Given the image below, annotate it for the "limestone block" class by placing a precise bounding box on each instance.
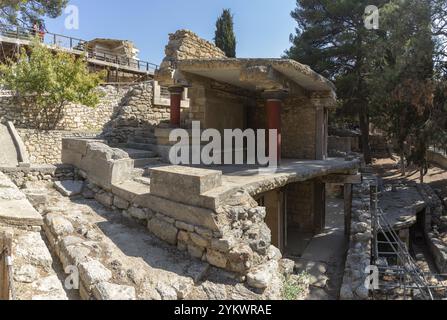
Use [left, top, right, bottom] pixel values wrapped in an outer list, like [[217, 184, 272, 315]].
[[150, 166, 222, 205], [135, 194, 219, 231], [93, 282, 136, 300], [79, 260, 113, 285], [147, 217, 178, 245], [175, 221, 195, 232], [113, 196, 130, 210], [246, 260, 278, 289], [54, 180, 84, 197], [128, 207, 147, 220], [206, 250, 228, 269], [95, 192, 114, 208], [189, 233, 209, 248], [46, 214, 74, 236], [188, 243, 205, 259]]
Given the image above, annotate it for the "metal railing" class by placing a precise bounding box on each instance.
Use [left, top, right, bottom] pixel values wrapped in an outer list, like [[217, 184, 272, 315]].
[[0, 24, 158, 74]]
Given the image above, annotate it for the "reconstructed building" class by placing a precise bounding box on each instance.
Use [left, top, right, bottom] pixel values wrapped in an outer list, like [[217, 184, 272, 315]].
[[60, 29, 362, 290]]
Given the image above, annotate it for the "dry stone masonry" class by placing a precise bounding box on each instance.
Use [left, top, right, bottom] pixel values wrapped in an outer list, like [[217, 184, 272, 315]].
[[340, 178, 373, 300]]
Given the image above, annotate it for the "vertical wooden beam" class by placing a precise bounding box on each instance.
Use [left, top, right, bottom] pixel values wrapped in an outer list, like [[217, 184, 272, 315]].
[[313, 181, 326, 234], [344, 184, 353, 237], [0, 231, 13, 300]]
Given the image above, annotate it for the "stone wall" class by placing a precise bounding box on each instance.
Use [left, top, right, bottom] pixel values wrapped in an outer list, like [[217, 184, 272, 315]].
[[340, 178, 373, 300], [287, 182, 315, 232], [101, 82, 171, 145], [1, 82, 173, 164], [18, 129, 99, 164], [250, 96, 317, 160], [161, 30, 226, 68], [0, 86, 128, 131], [1, 165, 75, 188]]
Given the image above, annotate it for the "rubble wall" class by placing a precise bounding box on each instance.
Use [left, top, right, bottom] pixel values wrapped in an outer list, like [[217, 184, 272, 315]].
[[340, 179, 373, 300]]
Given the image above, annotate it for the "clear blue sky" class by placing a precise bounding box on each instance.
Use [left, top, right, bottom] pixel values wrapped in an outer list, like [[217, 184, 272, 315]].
[[44, 0, 297, 66]]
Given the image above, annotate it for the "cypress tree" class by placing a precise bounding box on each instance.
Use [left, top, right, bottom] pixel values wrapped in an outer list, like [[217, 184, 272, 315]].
[[214, 9, 237, 58]]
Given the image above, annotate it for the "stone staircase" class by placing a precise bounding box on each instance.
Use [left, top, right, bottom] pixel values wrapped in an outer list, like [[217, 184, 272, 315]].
[[116, 127, 164, 185]]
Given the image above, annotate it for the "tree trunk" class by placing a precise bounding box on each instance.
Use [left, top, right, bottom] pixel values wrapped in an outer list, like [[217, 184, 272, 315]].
[[401, 150, 406, 177], [359, 106, 372, 164]]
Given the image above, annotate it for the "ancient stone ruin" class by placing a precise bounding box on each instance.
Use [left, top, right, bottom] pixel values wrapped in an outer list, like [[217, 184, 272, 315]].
[[0, 28, 446, 301]]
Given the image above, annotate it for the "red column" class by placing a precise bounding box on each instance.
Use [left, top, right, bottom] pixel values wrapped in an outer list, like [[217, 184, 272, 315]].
[[169, 86, 183, 127], [266, 98, 282, 164]]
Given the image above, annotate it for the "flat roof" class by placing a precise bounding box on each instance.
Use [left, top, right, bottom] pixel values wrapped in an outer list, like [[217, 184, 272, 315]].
[[176, 58, 336, 93]]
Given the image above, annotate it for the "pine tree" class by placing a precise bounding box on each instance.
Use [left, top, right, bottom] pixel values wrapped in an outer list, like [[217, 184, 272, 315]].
[[1, 0, 68, 27], [214, 9, 237, 58], [285, 0, 388, 164]]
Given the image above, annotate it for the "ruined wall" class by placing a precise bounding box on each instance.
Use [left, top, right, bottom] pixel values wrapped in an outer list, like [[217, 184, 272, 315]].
[[102, 82, 171, 145], [250, 96, 317, 160], [161, 30, 226, 67], [340, 179, 372, 300], [1, 82, 171, 163]]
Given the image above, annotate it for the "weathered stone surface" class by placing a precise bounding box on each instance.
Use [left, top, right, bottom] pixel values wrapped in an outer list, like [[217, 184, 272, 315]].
[[150, 166, 222, 207], [279, 259, 295, 275], [113, 196, 130, 210], [93, 282, 137, 300], [228, 244, 253, 273], [15, 232, 53, 270], [128, 207, 147, 220], [206, 250, 228, 269], [188, 243, 205, 259], [135, 194, 219, 231], [95, 192, 114, 208], [79, 260, 113, 285], [147, 218, 178, 245], [156, 282, 178, 300], [46, 214, 74, 236], [54, 180, 84, 197], [246, 261, 278, 289], [190, 233, 209, 248], [175, 221, 195, 232], [14, 265, 39, 283]]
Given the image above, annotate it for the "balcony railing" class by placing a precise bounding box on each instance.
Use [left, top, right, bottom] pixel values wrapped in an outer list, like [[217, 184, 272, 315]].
[[0, 24, 158, 74]]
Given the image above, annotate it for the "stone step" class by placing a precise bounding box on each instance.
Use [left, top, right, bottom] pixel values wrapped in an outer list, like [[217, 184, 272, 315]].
[[121, 148, 157, 160], [133, 176, 151, 186], [123, 143, 158, 152], [133, 157, 162, 168], [130, 137, 157, 145], [131, 168, 145, 178]]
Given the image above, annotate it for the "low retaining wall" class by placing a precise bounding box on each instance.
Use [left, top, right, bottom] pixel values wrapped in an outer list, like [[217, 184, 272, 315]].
[[17, 129, 99, 165], [0, 164, 75, 188], [340, 178, 373, 300]]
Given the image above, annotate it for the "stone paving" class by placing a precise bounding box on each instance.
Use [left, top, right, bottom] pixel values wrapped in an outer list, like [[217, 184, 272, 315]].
[[26, 182, 286, 300]]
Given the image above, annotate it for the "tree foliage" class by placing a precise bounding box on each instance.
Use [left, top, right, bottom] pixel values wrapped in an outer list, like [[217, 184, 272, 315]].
[[286, 0, 447, 177], [0, 0, 68, 26], [0, 40, 105, 130], [214, 9, 237, 58], [285, 0, 388, 164]]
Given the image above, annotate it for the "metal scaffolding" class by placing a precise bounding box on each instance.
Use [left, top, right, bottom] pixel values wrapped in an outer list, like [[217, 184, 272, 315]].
[[368, 176, 447, 300]]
